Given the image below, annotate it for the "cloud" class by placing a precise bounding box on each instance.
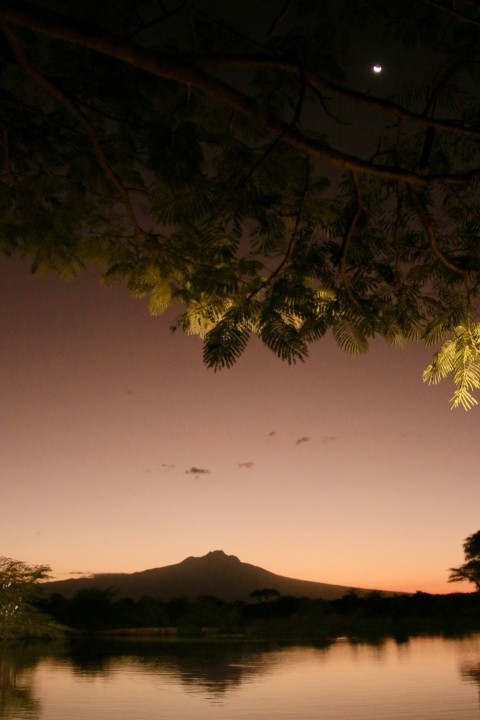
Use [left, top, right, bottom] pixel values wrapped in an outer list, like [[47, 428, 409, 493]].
[[161, 463, 175, 469], [322, 435, 337, 443], [296, 436, 310, 445], [237, 462, 254, 469], [185, 466, 211, 475]]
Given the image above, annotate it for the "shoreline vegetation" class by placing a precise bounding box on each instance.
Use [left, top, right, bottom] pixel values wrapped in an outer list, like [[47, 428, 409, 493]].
[[5, 588, 479, 643]]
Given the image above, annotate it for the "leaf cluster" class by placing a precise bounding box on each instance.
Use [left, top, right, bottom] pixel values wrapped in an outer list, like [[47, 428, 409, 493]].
[[2, 0, 480, 406]]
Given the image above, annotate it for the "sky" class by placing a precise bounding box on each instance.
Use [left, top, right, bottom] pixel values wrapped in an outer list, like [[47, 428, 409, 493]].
[[1, 0, 478, 597], [1, 254, 479, 595]]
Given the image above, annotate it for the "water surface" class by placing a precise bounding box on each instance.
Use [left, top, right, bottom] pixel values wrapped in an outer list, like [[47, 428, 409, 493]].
[[3, 634, 480, 719]]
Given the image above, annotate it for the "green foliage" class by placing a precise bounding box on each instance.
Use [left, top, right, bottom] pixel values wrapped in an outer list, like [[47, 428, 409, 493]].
[[423, 323, 480, 410], [2, 0, 480, 406], [203, 313, 251, 369], [332, 319, 369, 356]]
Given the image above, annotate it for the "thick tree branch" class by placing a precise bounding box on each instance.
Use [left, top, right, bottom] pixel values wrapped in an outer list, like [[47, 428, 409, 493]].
[[1, 0, 480, 188], [193, 53, 480, 141]]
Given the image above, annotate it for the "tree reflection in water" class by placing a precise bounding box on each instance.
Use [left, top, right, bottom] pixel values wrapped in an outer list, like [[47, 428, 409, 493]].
[[0, 644, 42, 719], [460, 660, 480, 709], [59, 639, 332, 695], [3, 636, 480, 718], [66, 640, 278, 692]]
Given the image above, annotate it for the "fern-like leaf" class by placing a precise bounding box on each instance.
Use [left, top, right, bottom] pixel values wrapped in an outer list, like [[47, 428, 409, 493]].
[[148, 279, 173, 316], [203, 316, 250, 369], [423, 324, 480, 410], [451, 387, 478, 411], [260, 313, 307, 364], [422, 339, 456, 384], [332, 320, 369, 355]]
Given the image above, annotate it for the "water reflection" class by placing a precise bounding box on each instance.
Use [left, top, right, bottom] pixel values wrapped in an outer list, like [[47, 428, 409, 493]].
[[0, 644, 42, 719], [2, 635, 480, 719], [55, 639, 312, 694], [458, 635, 480, 705]]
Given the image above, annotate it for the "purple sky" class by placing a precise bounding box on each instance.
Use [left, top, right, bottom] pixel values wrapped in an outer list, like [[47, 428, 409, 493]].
[[1, 255, 478, 594]]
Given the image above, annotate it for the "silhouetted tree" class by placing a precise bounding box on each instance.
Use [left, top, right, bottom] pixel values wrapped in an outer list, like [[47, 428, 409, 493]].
[[449, 531, 480, 591], [0, 557, 51, 638], [3, 1, 480, 406], [249, 588, 280, 603], [67, 588, 116, 631]]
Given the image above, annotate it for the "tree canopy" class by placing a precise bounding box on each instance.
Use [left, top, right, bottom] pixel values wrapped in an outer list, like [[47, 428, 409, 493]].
[[0, 556, 51, 638], [448, 531, 480, 591], [2, 0, 480, 407]]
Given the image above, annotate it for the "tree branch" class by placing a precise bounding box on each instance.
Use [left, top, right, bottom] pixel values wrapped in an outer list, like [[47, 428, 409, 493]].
[[409, 186, 470, 276], [270, 156, 311, 279], [0, 21, 145, 238], [186, 0, 197, 52], [1, 1, 480, 186], [268, 0, 293, 37], [246, 158, 311, 303], [0, 121, 20, 193], [193, 53, 480, 141], [419, 0, 480, 28], [130, 1, 185, 40], [340, 172, 363, 309], [234, 56, 307, 190]]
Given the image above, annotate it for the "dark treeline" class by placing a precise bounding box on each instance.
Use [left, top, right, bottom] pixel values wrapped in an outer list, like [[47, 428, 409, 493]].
[[36, 589, 480, 640]]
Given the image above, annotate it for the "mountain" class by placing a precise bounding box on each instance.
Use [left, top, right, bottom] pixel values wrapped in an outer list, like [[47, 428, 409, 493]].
[[41, 551, 391, 601]]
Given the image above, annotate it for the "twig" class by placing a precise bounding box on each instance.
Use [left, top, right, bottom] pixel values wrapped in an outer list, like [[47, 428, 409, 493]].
[[268, 0, 292, 37], [246, 157, 311, 301], [186, 0, 197, 52], [0, 121, 20, 193], [234, 57, 307, 190], [420, 0, 480, 28], [190, 6, 267, 53], [130, 1, 185, 40], [409, 186, 469, 276], [339, 172, 363, 309], [270, 156, 311, 278], [310, 88, 351, 126]]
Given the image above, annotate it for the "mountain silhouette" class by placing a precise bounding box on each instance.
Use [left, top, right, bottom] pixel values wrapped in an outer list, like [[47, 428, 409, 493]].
[[42, 550, 390, 601]]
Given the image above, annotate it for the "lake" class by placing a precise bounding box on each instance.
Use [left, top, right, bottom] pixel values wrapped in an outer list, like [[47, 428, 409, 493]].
[[3, 634, 480, 719]]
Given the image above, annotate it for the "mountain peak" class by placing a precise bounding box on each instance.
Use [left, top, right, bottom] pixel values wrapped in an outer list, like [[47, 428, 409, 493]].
[[182, 550, 240, 565], [205, 550, 240, 562]]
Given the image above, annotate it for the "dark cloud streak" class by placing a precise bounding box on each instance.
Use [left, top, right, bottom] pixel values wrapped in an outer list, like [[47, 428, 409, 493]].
[[185, 466, 211, 475]]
